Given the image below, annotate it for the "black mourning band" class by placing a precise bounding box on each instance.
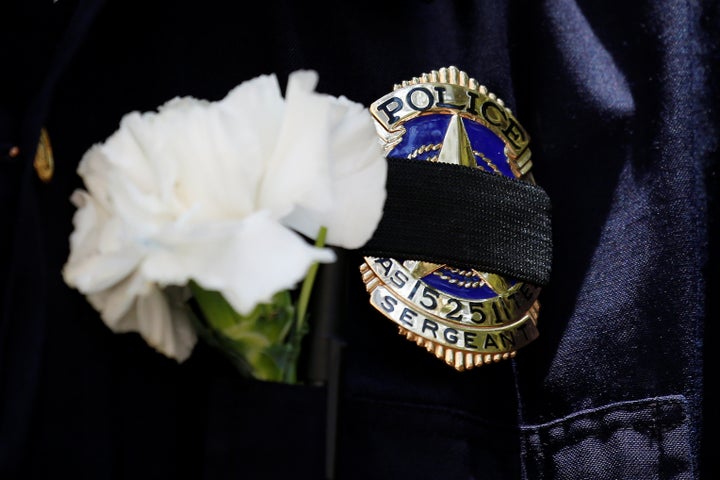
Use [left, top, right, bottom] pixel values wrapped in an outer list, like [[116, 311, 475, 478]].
[[362, 158, 553, 286]]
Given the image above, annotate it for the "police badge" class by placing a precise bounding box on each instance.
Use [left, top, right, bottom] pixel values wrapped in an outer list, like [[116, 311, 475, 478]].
[[360, 66, 552, 371]]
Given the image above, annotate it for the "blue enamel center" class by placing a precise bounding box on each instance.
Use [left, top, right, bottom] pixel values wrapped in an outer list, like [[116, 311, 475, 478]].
[[388, 113, 518, 300]]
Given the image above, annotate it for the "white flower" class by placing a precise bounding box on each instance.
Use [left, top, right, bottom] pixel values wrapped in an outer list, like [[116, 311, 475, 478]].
[[63, 70, 387, 362]]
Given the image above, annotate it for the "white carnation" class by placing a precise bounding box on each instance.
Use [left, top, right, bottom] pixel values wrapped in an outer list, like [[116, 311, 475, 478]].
[[63, 70, 387, 362]]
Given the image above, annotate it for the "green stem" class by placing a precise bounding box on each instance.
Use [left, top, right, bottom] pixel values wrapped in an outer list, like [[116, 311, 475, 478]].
[[283, 226, 328, 383], [297, 226, 328, 333]]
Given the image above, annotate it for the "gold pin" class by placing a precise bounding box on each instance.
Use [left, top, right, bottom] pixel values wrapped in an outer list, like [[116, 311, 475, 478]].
[[33, 127, 54, 183]]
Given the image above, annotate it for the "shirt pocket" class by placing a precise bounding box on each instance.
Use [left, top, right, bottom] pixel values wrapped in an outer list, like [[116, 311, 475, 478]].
[[520, 395, 695, 480]]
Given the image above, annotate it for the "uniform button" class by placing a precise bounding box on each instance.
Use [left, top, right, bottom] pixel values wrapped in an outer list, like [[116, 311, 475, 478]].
[[33, 127, 54, 183]]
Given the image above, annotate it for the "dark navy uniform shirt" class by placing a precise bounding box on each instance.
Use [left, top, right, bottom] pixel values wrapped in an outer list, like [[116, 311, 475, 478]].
[[1, 1, 717, 479]]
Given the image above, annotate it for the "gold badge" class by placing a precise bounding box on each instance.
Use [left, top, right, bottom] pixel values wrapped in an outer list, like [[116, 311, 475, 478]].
[[360, 66, 543, 371]]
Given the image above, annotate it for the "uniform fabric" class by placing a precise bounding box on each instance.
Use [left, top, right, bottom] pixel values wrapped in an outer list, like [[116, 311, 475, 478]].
[[1, 1, 717, 479]]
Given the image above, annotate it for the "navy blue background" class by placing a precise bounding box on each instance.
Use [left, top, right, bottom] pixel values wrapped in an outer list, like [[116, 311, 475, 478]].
[[1, 1, 717, 479]]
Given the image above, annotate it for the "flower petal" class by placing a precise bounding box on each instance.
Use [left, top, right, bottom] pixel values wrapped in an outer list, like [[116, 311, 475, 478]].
[[257, 70, 331, 218], [139, 211, 335, 315], [84, 275, 196, 362], [134, 286, 196, 361], [280, 87, 388, 249]]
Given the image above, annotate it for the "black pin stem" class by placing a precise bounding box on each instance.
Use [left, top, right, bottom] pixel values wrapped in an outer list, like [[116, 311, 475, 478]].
[[305, 247, 348, 480]]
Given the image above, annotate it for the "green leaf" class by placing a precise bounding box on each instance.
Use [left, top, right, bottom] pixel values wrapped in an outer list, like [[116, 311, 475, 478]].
[[189, 281, 298, 381], [186, 225, 328, 384]]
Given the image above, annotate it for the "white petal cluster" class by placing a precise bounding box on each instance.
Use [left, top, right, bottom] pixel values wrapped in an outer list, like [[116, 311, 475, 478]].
[[62, 71, 387, 362]]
